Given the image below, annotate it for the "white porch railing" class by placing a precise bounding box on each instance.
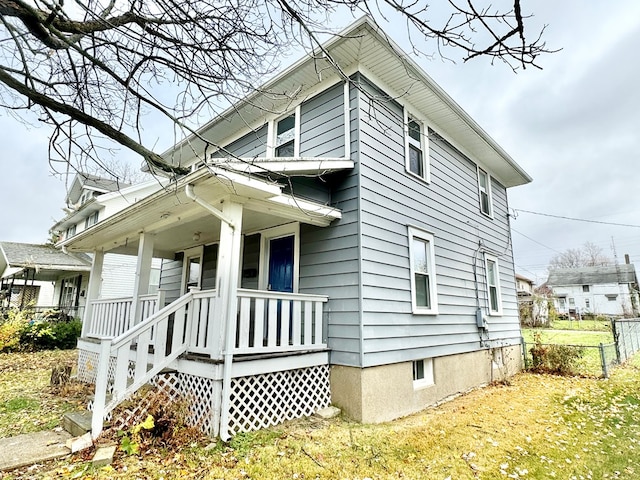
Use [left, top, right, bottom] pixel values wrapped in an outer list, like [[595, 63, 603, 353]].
[[91, 291, 193, 438], [89, 288, 328, 438], [234, 289, 327, 354], [86, 291, 165, 338]]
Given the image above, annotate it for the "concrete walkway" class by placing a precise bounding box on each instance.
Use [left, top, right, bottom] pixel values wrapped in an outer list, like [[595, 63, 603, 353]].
[[0, 430, 72, 472]]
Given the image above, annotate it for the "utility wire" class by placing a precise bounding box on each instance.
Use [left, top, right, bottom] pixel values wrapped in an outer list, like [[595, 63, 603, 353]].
[[511, 227, 563, 255], [513, 208, 640, 228]]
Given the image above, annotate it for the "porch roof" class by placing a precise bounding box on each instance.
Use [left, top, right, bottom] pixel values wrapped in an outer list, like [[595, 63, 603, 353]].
[[0, 241, 91, 281], [60, 166, 341, 258]]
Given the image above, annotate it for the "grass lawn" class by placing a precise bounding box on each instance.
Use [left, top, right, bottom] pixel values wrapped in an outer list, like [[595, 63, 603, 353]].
[[552, 319, 612, 331], [521, 328, 614, 345], [2, 350, 640, 478]]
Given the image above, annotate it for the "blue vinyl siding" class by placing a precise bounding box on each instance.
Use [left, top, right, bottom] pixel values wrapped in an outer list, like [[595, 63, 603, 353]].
[[299, 80, 361, 366], [212, 124, 268, 159], [299, 83, 345, 157], [354, 75, 519, 367]]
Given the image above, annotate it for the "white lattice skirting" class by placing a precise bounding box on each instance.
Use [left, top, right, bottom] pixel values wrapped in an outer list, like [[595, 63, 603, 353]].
[[226, 364, 331, 435], [78, 347, 331, 438]]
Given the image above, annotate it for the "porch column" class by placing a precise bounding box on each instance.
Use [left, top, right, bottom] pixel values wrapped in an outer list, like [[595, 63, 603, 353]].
[[216, 200, 243, 441], [130, 232, 155, 325], [81, 249, 104, 337]]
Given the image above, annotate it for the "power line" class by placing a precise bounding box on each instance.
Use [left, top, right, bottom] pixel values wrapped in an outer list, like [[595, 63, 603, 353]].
[[513, 208, 640, 228], [511, 227, 563, 255]]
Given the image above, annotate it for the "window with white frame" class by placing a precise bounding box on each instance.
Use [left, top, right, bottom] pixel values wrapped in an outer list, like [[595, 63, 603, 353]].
[[66, 224, 76, 239], [412, 358, 434, 388], [274, 112, 297, 157], [485, 255, 502, 315], [84, 211, 99, 229], [408, 227, 438, 314], [405, 112, 428, 181], [477, 167, 493, 217]]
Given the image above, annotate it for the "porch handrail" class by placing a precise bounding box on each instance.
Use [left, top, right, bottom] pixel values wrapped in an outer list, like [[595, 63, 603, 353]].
[[91, 290, 194, 438], [234, 289, 328, 355], [86, 291, 164, 338]]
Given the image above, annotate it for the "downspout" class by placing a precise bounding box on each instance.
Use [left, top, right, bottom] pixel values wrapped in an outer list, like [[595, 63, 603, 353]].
[[185, 184, 237, 441]]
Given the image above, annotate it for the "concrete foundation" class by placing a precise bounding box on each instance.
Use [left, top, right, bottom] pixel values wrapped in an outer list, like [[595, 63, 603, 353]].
[[330, 345, 522, 423]]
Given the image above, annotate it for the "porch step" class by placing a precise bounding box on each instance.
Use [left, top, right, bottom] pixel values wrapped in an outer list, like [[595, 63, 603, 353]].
[[62, 411, 93, 437]]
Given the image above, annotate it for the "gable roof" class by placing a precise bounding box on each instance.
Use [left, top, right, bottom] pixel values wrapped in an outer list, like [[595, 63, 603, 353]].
[[0, 242, 91, 280], [66, 172, 130, 205], [162, 16, 531, 188], [547, 265, 638, 286]]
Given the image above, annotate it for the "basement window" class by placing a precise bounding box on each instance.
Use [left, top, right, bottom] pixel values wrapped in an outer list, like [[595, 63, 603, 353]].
[[413, 358, 434, 389]]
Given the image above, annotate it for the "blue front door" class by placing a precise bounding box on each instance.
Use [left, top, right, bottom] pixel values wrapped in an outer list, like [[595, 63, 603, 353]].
[[268, 235, 294, 293]]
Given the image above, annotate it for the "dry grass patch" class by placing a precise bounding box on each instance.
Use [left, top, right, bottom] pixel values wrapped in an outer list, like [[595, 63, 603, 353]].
[[3, 352, 640, 479]]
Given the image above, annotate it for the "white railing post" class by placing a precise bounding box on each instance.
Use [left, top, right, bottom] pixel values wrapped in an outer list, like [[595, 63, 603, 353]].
[[92, 337, 111, 438], [82, 249, 104, 338]]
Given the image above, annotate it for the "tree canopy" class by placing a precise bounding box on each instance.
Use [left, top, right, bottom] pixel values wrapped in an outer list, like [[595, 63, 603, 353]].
[[549, 241, 613, 269], [0, 0, 553, 178]]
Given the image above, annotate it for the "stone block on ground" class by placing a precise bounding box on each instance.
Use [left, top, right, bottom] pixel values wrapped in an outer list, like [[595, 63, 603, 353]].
[[66, 432, 93, 453], [314, 406, 341, 419], [92, 445, 117, 467]]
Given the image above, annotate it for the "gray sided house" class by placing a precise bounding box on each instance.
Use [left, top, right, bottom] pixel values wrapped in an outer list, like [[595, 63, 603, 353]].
[[61, 17, 531, 440]]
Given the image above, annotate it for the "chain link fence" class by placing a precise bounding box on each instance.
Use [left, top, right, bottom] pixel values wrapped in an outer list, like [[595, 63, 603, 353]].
[[522, 340, 618, 378]]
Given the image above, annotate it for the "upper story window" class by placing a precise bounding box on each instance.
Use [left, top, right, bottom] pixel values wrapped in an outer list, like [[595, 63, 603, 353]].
[[404, 111, 429, 182], [84, 211, 99, 229], [272, 108, 300, 158], [485, 255, 502, 315], [582, 285, 590, 292], [408, 226, 438, 315], [477, 167, 493, 217], [66, 224, 76, 239]]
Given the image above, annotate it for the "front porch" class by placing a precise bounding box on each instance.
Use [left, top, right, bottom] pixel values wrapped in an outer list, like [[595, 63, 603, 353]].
[[78, 287, 329, 439], [63, 167, 342, 440]]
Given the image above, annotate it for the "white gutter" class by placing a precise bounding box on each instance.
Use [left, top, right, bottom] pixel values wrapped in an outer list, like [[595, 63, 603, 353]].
[[185, 184, 236, 229]]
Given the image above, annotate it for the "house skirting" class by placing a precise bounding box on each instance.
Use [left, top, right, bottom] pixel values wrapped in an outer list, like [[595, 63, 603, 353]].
[[330, 346, 522, 423], [76, 341, 331, 437]]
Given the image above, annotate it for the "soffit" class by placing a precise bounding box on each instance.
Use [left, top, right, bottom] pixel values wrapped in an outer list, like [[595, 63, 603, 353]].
[[61, 167, 340, 257]]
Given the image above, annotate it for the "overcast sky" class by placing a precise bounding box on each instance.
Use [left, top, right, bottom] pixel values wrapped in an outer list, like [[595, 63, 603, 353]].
[[1, 1, 639, 285]]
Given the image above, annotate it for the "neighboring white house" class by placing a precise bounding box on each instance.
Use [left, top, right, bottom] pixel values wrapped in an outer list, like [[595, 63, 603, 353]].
[[516, 274, 534, 297], [52, 173, 164, 299], [0, 241, 92, 317], [546, 264, 640, 317]]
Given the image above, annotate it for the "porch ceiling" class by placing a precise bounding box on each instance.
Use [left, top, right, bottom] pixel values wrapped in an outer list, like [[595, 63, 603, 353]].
[[61, 167, 341, 258]]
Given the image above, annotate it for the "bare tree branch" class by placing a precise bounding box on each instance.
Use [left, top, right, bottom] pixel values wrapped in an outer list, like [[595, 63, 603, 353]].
[[0, 0, 555, 176]]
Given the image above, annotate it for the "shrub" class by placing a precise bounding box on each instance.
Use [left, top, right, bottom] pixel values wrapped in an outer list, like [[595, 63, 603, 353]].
[[0, 309, 81, 352], [529, 332, 584, 376], [21, 319, 82, 351]]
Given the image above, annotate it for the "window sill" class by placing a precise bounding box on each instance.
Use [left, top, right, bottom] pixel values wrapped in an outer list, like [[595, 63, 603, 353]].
[[412, 308, 439, 315], [405, 168, 431, 185], [413, 379, 435, 391]]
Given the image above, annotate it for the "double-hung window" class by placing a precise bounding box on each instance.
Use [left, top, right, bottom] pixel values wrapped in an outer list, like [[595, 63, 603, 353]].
[[477, 167, 493, 217], [272, 107, 300, 158], [84, 211, 99, 229], [408, 227, 438, 314], [405, 111, 429, 182], [485, 255, 502, 315]]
